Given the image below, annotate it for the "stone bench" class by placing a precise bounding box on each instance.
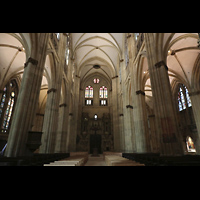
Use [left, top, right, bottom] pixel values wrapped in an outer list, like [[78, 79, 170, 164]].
[[122, 153, 200, 166], [0, 153, 70, 166], [105, 155, 145, 166]]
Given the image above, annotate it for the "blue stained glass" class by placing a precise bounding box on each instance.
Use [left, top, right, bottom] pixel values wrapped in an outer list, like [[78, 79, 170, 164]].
[[185, 86, 192, 107], [178, 85, 192, 112], [178, 100, 183, 111], [0, 81, 17, 131]]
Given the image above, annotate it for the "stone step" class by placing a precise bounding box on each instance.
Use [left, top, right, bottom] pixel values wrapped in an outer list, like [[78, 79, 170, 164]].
[[43, 152, 88, 166], [44, 160, 79, 166], [105, 155, 145, 166]]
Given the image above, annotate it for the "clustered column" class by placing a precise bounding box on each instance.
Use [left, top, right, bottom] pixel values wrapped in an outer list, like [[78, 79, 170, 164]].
[[40, 34, 67, 153], [144, 33, 183, 155], [5, 33, 50, 157]]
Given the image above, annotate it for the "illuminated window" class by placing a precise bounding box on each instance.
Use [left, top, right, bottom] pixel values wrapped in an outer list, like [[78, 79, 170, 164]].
[[94, 114, 98, 120], [93, 78, 100, 84], [100, 100, 107, 106], [178, 87, 186, 111], [178, 84, 192, 111], [0, 80, 18, 133], [185, 86, 192, 107], [99, 86, 108, 99], [85, 99, 93, 106], [55, 33, 60, 40], [135, 33, 140, 41], [85, 86, 93, 98], [0, 88, 7, 119], [186, 136, 196, 152]]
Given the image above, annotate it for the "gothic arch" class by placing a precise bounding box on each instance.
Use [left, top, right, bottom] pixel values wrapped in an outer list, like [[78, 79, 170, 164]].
[[137, 54, 148, 90], [45, 52, 56, 89]]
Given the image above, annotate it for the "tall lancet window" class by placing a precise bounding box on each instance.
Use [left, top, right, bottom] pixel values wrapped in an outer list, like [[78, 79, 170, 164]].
[[178, 84, 192, 112], [0, 80, 18, 133], [55, 33, 60, 40], [99, 86, 107, 98], [134, 33, 140, 41], [85, 86, 93, 105], [186, 136, 196, 153], [85, 86, 93, 98], [185, 85, 192, 107], [99, 86, 108, 106]]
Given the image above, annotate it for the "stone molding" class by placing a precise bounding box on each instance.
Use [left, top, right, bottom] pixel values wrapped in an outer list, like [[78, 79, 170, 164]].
[[189, 90, 200, 96]]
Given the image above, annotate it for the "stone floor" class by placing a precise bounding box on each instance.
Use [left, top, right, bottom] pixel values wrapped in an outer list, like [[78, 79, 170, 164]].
[[84, 154, 106, 166]]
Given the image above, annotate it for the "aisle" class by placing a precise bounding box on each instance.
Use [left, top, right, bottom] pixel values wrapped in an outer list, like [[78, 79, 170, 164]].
[[84, 154, 106, 166]]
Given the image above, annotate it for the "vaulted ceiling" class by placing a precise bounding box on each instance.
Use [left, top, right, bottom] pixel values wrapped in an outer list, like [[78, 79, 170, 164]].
[[1, 33, 199, 111], [144, 33, 200, 109], [0, 33, 26, 86], [71, 33, 123, 81], [0, 33, 50, 88]]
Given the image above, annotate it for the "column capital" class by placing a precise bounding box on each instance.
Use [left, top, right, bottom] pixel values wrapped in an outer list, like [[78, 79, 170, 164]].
[[59, 103, 67, 107], [24, 57, 38, 68], [112, 75, 118, 79], [136, 90, 145, 96], [155, 60, 168, 71], [47, 88, 57, 94], [126, 105, 133, 109], [127, 34, 132, 39]]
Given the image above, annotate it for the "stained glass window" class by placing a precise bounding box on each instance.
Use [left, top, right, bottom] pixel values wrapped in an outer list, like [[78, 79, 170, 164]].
[[0, 80, 18, 133], [185, 86, 192, 107], [0, 89, 6, 118], [99, 86, 108, 99], [93, 78, 100, 84], [85, 86, 93, 98], [178, 84, 192, 112], [2, 94, 15, 130], [186, 136, 196, 152]]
